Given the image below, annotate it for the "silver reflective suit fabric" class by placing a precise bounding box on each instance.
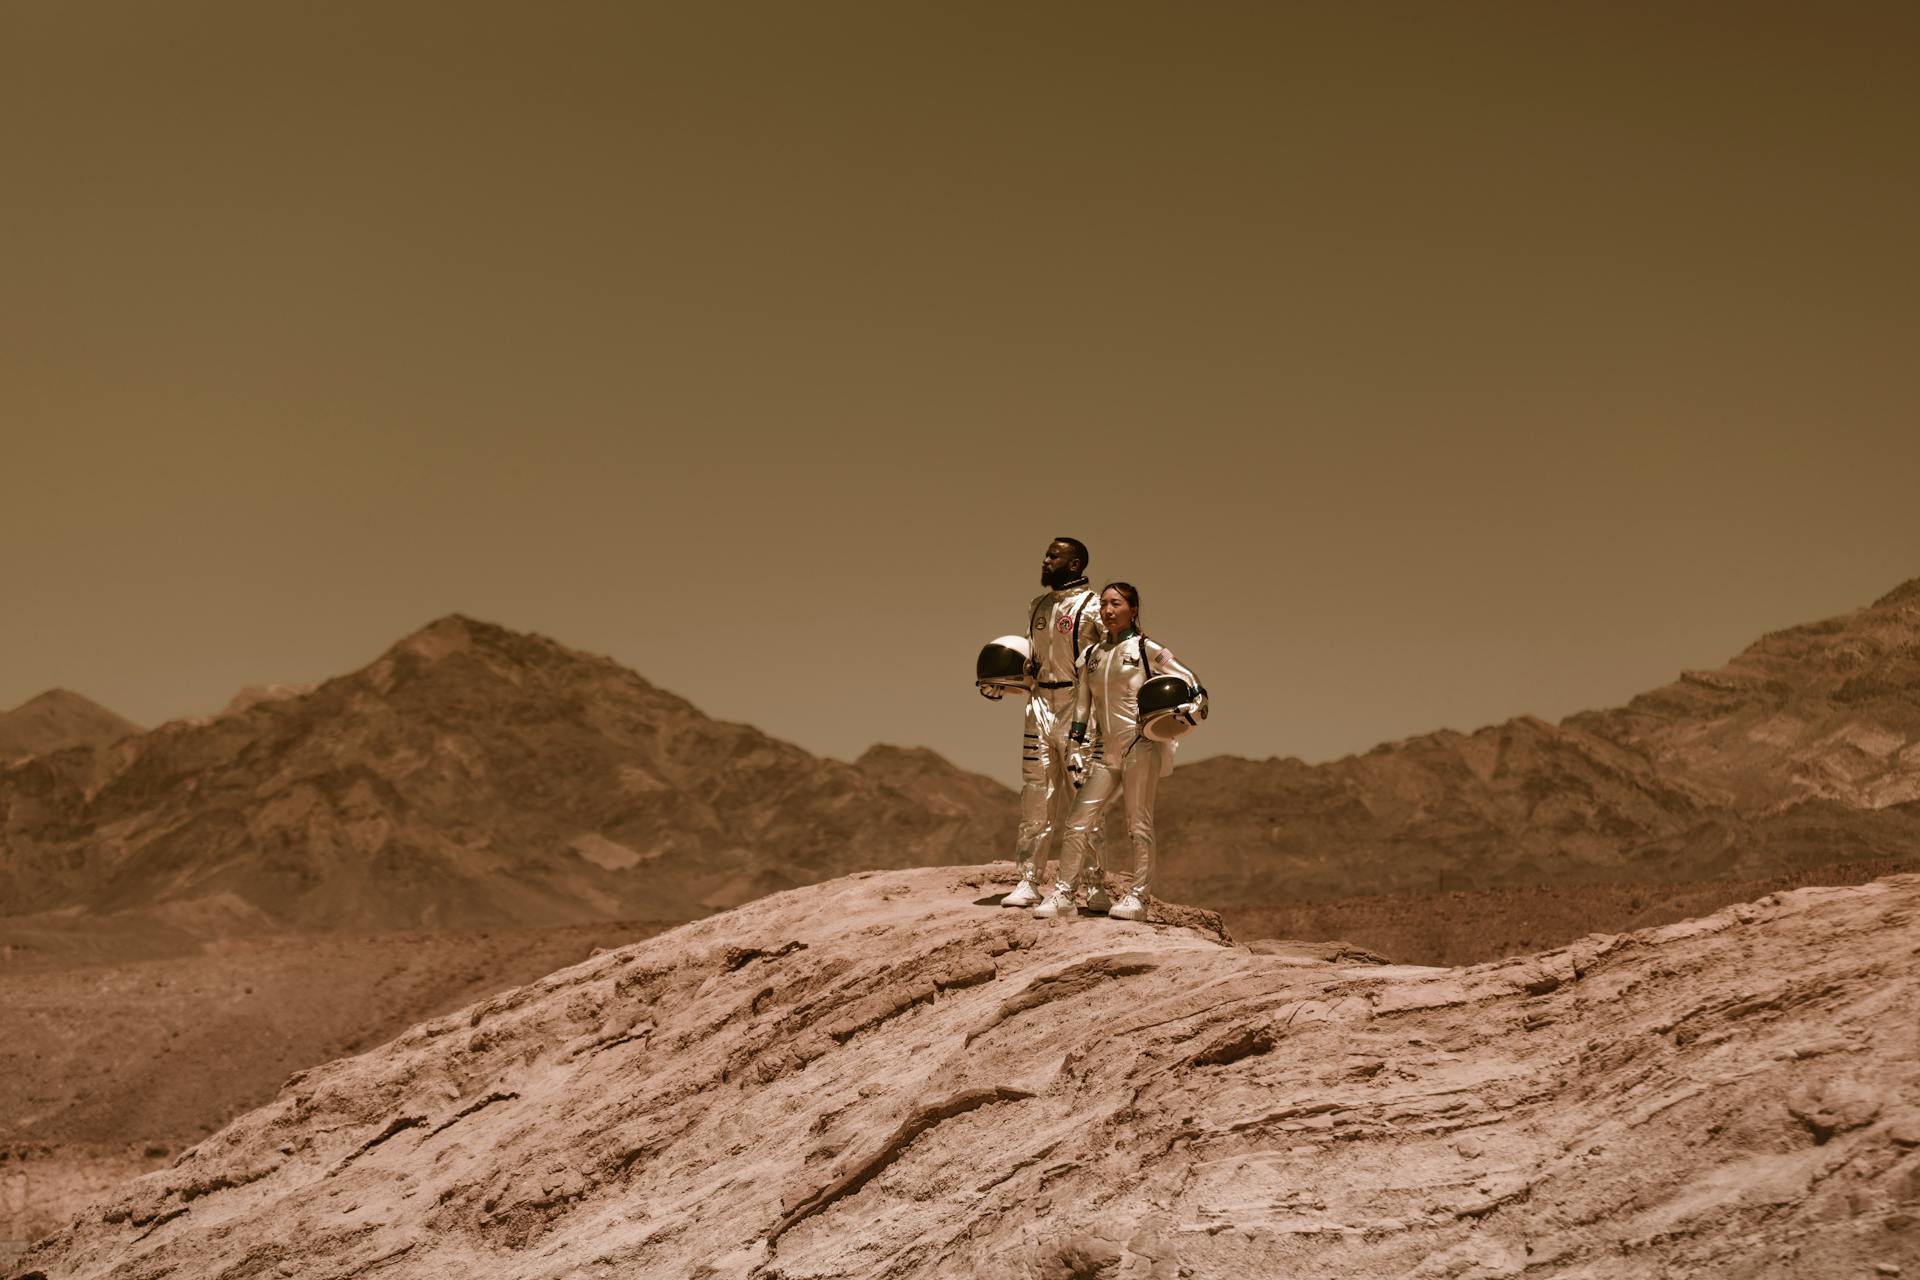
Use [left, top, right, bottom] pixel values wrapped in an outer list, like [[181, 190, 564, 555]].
[[1010, 579, 1105, 886], [1055, 740, 1162, 899], [1071, 631, 1206, 759], [1056, 631, 1205, 900]]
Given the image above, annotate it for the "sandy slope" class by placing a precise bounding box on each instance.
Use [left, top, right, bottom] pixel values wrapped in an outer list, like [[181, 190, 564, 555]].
[[15, 865, 1916, 1280]]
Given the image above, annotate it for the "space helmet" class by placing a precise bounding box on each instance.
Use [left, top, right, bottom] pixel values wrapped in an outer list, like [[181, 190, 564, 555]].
[[1138, 674, 1197, 742], [976, 635, 1035, 694]]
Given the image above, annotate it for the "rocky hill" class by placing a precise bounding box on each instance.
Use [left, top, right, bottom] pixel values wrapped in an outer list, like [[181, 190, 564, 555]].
[[1573, 576, 1920, 811], [14, 865, 1916, 1280], [7, 580, 1918, 941], [1160, 576, 1920, 907], [0, 618, 1014, 931], [0, 692, 140, 764]]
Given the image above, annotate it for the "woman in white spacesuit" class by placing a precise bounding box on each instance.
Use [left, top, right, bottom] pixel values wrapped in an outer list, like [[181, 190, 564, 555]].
[[1036, 582, 1206, 922]]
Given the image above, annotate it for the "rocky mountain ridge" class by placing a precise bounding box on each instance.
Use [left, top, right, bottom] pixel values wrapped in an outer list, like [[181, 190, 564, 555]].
[[0, 617, 1014, 931], [1160, 576, 1920, 906], [5, 576, 1918, 943]]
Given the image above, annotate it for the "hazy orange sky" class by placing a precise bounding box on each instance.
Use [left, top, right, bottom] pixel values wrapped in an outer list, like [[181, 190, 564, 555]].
[[4, 3, 1917, 787]]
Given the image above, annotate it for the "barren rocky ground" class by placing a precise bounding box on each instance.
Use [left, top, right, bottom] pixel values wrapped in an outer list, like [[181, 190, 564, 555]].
[[1223, 856, 1914, 969], [0, 921, 668, 1247], [6, 577, 1920, 1268], [14, 858, 1909, 1253], [15, 865, 1917, 1280]]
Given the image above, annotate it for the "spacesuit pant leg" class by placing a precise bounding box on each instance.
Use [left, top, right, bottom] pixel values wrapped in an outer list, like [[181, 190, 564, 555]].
[[1055, 756, 1120, 894], [1085, 780, 1108, 894], [1118, 739, 1165, 900], [1010, 694, 1059, 886], [1037, 687, 1094, 887]]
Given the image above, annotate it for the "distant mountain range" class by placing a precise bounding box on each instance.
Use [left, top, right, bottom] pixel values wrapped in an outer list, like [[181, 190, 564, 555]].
[[0, 617, 1013, 930], [3, 577, 1916, 934], [0, 690, 140, 763], [1159, 576, 1920, 904]]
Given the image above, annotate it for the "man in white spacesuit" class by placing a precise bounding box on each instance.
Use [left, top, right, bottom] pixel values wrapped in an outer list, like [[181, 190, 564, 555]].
[[980, 537, 1108, 909]]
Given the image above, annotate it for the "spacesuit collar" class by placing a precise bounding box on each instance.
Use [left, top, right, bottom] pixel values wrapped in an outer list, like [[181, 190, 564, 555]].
[[1051, 575, 1089, 593], [1111, 626, 1139, 642]]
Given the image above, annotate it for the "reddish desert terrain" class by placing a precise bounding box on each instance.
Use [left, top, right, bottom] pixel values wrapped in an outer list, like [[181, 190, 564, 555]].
[[3, 576, 1918, 1260], [12, 865, 1917, 1280], [0, 920, 669, 1249]]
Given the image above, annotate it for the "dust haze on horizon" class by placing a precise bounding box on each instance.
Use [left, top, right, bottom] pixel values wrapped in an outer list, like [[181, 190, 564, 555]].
[[4, 3, 1917, 788]]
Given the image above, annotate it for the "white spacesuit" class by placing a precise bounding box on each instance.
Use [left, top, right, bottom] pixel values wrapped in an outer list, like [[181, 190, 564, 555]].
[[993, 575, 1106, 906], [1040, 629, 1206, 921]]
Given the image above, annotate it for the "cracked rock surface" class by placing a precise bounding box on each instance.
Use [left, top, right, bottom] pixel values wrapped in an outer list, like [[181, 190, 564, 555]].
[[15, 867, 1919, 1280]]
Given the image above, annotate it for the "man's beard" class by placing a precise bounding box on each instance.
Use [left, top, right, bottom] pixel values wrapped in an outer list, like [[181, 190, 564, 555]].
[[1041, 565, 1078, 589]]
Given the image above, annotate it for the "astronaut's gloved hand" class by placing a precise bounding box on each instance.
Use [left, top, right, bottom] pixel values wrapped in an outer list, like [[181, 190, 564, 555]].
[[1177, 700, 1202, 725], [1066, 747, 1089, 791], [977, 683, 1005, 701]]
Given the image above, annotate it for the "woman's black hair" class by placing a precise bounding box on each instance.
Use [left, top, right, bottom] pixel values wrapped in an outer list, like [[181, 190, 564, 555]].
[[1101, 581, 1140, 623]]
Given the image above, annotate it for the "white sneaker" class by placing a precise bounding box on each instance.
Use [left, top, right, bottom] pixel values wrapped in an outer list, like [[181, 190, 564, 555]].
[[1032, 888, 1075, 920], [1108, 893, 1146, 921], [1084, 884, 1112, 914], [999, 881, 1041, 909]]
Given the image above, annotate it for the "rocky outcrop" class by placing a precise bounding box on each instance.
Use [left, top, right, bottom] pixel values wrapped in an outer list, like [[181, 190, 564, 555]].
[[218, 684, 318, 716], [17, 866, 1917, 1280]]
